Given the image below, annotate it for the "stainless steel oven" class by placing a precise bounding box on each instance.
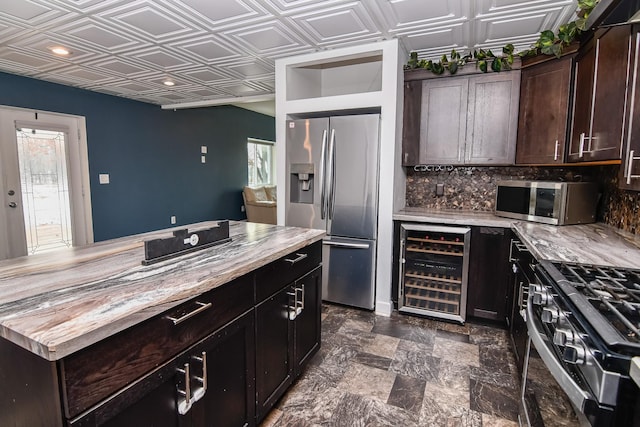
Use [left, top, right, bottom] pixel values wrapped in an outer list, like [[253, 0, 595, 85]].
[[521, 261, 640, 427]]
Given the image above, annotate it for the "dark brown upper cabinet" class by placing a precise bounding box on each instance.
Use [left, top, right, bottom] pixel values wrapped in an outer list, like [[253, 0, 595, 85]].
[[569, 25, 632, 162], [620, 26, 640, 191], [516, 54, 574, 165]]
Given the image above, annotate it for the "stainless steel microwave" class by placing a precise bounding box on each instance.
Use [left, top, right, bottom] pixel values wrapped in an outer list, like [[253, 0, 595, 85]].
[[494, 181, 599, 225]]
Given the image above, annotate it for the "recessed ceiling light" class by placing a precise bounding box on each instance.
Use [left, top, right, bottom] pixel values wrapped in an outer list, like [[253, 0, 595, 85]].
[[163, 80, 175, 86], [50, 46, 71, 56]]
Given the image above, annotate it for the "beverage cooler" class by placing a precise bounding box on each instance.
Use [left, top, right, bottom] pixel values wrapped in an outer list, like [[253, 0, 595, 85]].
[[398, 223, 471, 323]]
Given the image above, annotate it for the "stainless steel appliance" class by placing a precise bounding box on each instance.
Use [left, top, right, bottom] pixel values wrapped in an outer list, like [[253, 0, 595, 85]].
[[285, 114, 379, 310], [522, 260, 640, 426], [398, 223, 470, 323], [495, 181, 599, 225]]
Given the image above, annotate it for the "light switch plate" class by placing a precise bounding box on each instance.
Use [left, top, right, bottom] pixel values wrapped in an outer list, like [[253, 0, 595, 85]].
[[201, 155, 206, 163], [201, 146, 207, 154], [99, 173, 110, 184]]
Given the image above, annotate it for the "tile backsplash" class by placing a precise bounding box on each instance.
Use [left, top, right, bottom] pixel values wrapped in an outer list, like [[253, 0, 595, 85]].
[[405, 165, 639, 235]]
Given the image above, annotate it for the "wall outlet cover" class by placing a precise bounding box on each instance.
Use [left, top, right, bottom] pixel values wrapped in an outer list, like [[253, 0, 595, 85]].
[[99, 173, 110, 184], [171, 215, 176, 224]]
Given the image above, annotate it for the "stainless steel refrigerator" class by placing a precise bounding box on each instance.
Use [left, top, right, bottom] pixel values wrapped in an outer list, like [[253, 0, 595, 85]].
[[285, 114, 379, 310]]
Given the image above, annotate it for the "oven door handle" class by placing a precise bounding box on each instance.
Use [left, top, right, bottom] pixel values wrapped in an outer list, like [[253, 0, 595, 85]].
[[526, 303, 594, 412]]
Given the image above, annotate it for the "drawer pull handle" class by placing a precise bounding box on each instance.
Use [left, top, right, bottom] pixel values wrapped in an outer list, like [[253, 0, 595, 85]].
[[177, 363, 192, 415], [167, 301, 212, 325], [285, 253, 308, 264]]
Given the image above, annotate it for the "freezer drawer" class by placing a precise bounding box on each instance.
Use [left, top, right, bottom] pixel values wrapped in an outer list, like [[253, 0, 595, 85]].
[[322, 237, 375, 310]]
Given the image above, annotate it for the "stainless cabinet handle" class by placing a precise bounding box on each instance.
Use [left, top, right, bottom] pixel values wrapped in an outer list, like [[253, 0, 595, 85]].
[[285, 253, 307, 264], [287, 289, 298, 320], [322, 241, 370, 249], [166, 301, 211, 325], [554, 140, 559, 161], [8, 202, 17, 208], [191, 351, 207, 403], [626, 150, 640, 185], [578, 133, 585, 157], [177, 363, 192, 415]]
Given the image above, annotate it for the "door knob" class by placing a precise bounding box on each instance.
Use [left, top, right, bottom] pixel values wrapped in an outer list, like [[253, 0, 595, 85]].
[[8, 202, 17, 208]]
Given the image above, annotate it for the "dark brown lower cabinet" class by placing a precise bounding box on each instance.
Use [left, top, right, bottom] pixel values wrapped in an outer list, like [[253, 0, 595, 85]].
[[466, 227, 513, 324], [256, 266, 322, 422], [76, 310, 255, 427]]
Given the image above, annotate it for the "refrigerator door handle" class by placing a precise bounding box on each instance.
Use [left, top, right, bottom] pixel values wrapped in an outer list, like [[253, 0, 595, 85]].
[[319, 129, 328, 220], [328, 128, 337, 220], [322, 240, 370, 249]]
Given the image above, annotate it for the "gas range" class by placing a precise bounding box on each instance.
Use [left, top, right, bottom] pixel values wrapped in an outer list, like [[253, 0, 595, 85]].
[[528, 260, 640, 426]]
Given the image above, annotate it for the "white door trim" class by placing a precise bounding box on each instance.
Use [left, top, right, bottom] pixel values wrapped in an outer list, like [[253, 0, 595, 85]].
[[0, 106, 93, 259]]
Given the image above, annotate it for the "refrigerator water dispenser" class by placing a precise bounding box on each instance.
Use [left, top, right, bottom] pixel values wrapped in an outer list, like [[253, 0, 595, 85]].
[[289, 163, 314, 204]]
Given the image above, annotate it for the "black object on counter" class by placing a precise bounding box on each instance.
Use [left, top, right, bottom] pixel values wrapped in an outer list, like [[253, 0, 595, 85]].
[[142, 220, 231, 265]]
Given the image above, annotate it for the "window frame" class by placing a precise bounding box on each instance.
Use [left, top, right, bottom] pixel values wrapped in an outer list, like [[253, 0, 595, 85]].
[[247, 137, 275, 186]]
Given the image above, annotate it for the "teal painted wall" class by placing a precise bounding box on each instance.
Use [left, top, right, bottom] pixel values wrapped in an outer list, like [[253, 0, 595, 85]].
[[0, 71, 275, 241]]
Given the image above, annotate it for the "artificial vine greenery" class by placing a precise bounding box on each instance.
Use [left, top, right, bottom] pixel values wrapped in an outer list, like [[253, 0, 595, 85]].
[[404, 0, 600, 75]]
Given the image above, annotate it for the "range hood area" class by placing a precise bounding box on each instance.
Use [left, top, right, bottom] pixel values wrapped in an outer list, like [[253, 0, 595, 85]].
[[586, 0, 640, 28]]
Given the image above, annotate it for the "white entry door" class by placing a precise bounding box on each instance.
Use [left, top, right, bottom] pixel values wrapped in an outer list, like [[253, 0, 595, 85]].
[[0, 108, 93, 260]]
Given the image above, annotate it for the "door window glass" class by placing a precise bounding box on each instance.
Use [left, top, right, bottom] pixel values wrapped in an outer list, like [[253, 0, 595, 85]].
[[16, 127, 72, 254]]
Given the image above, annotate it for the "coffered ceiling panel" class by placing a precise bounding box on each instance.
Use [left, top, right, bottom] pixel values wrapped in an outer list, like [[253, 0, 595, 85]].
[[0, 0, 580, 113]]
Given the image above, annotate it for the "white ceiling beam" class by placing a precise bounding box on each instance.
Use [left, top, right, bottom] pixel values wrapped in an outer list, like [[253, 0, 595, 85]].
[[161, 93, 275, 110]]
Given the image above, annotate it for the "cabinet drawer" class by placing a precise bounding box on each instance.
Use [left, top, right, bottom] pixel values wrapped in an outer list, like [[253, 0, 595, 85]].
[[60, 274, 254, 419], [256, 241, 322, 302]]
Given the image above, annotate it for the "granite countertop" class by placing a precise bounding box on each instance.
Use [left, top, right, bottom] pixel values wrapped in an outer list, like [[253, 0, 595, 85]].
[[513, 221, 640, 268], [393, 207, 517, 228], [0, 221, 324, 361]]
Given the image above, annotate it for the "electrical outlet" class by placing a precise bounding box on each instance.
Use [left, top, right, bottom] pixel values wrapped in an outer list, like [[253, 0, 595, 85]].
[[436, 183, 444, 197], [241, 205, 245, 212], [171, 215, 176, 224]]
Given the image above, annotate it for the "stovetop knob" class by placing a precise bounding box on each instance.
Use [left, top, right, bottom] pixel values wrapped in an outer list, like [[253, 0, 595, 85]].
[[532, 289, 550, 306], [541, 307, 560, 324], [553, 328, 574, 346], [563, 343, 586, 365]]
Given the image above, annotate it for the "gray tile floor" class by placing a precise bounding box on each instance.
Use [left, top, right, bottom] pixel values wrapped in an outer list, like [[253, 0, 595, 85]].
[[262, 303, 521, 427]]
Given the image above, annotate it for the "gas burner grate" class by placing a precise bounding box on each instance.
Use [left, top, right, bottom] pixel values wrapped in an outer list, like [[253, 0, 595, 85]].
[[554, 263, 640, 346]]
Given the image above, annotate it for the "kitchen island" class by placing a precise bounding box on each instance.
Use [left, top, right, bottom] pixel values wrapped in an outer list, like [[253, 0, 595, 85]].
[[0, 221, 324, 427]]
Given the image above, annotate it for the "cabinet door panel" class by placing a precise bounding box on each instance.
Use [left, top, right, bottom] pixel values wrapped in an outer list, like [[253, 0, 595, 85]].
[[466, 73, 519, 164], [294, 266, 321, 373], [100, 379, 185, 427], [467, 227, 512, 322], [570, 26, 631, 162], [590, 25, 631, 161], [402, 80, 422, 166], [192, 311, 255, 427], [255, 287, 294, 421], [419, 78, 468, 164], [569, 39, 596, 161], [620, 30, 640, 191], [516, 57, 572, 164]]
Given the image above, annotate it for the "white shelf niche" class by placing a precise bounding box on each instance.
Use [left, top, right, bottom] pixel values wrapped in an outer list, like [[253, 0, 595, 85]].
[[285, 52, 383, 101]]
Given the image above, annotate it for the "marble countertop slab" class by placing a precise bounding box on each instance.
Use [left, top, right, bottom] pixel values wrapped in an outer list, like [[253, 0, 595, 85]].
[[393, 208, 517, 228], [0, 221, 324, 361], [512, 222, 640, 268], [394, 208, 640, 268]]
